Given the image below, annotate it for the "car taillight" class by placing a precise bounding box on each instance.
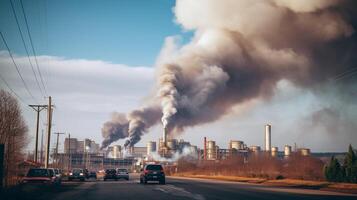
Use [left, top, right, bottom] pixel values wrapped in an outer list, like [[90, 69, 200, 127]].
[[144, 170, 149, 174], [160, 170, 164, 173]]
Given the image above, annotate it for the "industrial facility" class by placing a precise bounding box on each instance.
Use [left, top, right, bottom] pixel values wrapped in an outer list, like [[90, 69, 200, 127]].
[[56, 124, 312, 172]]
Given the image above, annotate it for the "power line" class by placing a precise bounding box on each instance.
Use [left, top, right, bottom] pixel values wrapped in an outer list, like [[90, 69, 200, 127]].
[[9, 0, 45, 97], [19, 0, 48, 96], [332, 67, 357, 82], [0, 31, 38, 104], [0, 73, 27, 105]]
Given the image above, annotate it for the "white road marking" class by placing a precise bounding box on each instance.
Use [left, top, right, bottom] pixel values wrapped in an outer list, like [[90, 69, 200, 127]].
[[154, 184, 205, 200]]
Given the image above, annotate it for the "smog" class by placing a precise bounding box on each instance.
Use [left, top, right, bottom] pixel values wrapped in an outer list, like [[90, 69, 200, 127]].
[[102, 0, 357, 149]]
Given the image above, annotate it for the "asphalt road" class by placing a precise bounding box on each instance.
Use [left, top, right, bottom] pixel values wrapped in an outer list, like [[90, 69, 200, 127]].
[[2, 174, 356, 200]]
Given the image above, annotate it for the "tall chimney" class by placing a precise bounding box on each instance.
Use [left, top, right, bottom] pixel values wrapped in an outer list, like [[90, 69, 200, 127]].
[[163, 126, 167, 147], [204, 137, 207, 160], [265, 124, 271, 151]]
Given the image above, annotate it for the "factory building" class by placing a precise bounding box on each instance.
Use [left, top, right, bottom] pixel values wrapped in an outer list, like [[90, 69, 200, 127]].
[[298, 148, 311, 156], [147, 141, 156, 155], [113, 145, 122, 159], [249, 146, 261, 153], [229, 140, 245, 150], [64, 137, 100, 154]]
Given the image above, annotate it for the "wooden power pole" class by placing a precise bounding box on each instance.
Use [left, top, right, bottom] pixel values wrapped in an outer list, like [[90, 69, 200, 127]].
[[45, 96, 53, 168], [53, 132, 65, 166], [29, 105, 47, 162]]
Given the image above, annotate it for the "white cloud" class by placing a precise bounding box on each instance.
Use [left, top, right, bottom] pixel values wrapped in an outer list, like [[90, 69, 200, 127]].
[[0, 52, 155, 151]]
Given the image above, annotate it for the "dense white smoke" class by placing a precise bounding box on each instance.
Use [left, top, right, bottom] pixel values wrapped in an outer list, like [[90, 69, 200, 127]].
[[102, 0, 357, 149]]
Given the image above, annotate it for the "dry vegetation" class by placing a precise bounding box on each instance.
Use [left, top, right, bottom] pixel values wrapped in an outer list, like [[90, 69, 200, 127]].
[[173, 152, 325, 181], [0, 90, 29, 186]]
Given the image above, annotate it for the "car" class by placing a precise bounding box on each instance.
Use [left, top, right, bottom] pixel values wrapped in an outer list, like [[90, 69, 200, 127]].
[[68, 168, 86, 181], [83, 168, 90, 179], [53, 168, 62, 184], [140, 164, 165, 184], [21, 168, 58, 186], [104, 169, 117, 181], [116, 168, 129, 180], [88, 171, 97, 179]]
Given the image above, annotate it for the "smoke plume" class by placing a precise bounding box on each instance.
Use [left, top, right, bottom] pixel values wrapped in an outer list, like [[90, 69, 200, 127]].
[[102, 0, 357, 148]]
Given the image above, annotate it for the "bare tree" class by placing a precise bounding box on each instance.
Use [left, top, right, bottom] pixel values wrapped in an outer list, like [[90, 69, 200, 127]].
[[0, 90, 28, 186]]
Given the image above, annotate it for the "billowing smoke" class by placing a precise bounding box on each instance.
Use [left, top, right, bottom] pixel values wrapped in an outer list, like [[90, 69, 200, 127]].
[[101, 105, 161, 149], [102, 0, 357, 148]]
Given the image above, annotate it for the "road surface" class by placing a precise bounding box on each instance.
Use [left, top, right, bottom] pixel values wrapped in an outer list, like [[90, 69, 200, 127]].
[[3, 174, 356, 200]]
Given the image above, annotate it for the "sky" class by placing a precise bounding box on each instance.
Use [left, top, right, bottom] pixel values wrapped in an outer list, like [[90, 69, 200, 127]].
[[0, 0, 356, 153]]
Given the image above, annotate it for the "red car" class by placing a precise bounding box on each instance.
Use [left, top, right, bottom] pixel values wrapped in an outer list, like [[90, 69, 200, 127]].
[[21, 168, 58, 186]]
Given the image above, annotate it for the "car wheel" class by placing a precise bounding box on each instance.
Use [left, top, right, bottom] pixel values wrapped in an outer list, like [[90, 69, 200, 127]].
[[144, 178, 147, 184], [140, 178, 143, 184], [115, 179, 118, 181], [159, 179, 165, 185], [68, 178, 72, 181], [104, 178, 106, 181], [81, 178, 85, 182]]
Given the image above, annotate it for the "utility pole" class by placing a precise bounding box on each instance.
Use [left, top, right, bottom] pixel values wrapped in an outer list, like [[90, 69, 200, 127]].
[[40, 129, 44, 165], [45, 96, 53, 168], [29, 105, 47, 162], [68, 133, 71, 172], [53, 132, 65, 167]]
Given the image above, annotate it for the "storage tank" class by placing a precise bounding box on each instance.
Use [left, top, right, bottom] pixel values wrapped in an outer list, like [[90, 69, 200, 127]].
[[265, 124, 271, 151], [207, 141, 216, 160], [299, 148, 310, 156], [147, 141, 156, 155], [113, 145, 121, 159], [284, 145, 292, 157], [167, 139, 177, 150], [249, 145, 261, 152], [271, 147, 278, 157], [230, 140, 244, 150]]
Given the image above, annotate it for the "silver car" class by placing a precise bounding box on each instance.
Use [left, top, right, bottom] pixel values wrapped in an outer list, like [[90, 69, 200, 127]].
[[116, 168, 129, 180]]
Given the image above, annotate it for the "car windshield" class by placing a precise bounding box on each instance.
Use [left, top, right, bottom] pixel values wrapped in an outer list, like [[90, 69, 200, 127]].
[[106, 169, 116, 173], [27, 169, 49, 177], [72, 169, 82, 173], [146, 165, 163, 170]]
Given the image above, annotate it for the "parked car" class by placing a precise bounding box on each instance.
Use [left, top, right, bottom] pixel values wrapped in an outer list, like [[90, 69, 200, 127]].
[[21, 168, 58, 186], [88, 171, 97, 179], [83, 168, 90, 179], [47, 168, 61, 185], [53, 168, 62, 184], [68, 168, 85, 181], [140, 164, 165, 184], [116, 168, 129, 180], [104, 169, 117, 181]]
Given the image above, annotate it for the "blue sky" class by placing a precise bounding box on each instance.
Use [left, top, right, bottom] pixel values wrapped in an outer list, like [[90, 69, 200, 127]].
[[0, 0, 192, 66]]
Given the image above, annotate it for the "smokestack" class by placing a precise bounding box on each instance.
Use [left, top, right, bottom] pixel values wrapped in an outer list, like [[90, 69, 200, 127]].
[[203, 137, 207, 160], [101, 0, 357, 149], [163, 126, 167, 147], [265, 124, 271, 151]]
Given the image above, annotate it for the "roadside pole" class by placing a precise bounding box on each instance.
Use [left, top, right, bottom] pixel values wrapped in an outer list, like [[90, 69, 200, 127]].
[[45, 96, 52, 168]]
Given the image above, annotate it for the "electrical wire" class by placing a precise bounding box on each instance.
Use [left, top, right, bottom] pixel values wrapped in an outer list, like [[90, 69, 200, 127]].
[[9, 0, 45, 97], [19, 0, 48, 96], [0, 73, 27, 105], [0, 31, 38, 104]]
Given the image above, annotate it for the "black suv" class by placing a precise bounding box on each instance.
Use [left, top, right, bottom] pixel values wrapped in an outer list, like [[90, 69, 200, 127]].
[[104, 169, 117, 181], [140, 164, 165, 184]]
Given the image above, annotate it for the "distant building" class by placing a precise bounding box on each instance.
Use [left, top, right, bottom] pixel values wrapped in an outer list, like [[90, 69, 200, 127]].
[[64, 138, 78, 154], [63, 137, 100, 154]]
